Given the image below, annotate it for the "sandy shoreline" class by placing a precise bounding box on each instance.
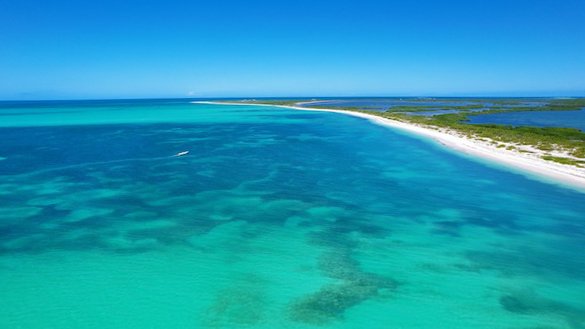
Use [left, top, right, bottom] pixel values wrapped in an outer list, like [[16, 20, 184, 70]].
[[193, 101, 585, 192]]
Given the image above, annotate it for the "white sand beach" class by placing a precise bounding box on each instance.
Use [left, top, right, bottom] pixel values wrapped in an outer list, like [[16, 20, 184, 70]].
[[194, 101, 585, 191]]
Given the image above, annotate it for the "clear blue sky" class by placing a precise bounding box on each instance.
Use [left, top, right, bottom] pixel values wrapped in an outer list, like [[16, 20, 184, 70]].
[[1, 0, 584, 100]]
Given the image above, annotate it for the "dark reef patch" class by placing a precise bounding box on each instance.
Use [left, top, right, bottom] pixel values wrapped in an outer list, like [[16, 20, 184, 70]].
[[500, 291, 585, 329], [289, 226, 398, 324], [289, 282, 379, 325]]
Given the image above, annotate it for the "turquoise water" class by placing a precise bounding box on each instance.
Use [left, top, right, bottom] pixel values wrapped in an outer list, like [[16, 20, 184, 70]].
[[469, 109, 585, 131], [1, 100, 585, 329]]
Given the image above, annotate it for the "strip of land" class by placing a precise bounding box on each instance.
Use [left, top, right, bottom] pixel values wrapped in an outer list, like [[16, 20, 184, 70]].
[[193, 101, 585, 191]]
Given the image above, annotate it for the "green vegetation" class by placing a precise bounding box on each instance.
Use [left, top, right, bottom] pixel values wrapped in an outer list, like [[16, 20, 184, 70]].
[[541, 156, 585, 168], [548, 98, 585, 109], [379, 111, 585, 159]]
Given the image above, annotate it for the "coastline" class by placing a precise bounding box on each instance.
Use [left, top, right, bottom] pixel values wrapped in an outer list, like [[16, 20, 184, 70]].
[[193, 101, 585, 192]]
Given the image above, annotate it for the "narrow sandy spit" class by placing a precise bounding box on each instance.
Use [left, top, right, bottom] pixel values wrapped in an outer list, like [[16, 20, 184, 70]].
[[193, 101, 585, 192]]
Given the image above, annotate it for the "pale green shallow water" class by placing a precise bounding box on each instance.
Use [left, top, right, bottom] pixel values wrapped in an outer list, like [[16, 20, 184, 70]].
[[0, 100, 584, 328]]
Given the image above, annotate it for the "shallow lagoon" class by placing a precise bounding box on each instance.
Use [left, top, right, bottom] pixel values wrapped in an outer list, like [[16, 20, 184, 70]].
[[1, 100, 584, 329], [469, 109, 585, 131]]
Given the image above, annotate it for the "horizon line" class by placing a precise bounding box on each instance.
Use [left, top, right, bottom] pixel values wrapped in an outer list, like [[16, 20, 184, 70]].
[[1, 95, 585, 102]]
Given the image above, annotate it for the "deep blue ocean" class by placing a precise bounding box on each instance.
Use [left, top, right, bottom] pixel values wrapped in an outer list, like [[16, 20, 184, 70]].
[[1, 99, 584, 329]]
